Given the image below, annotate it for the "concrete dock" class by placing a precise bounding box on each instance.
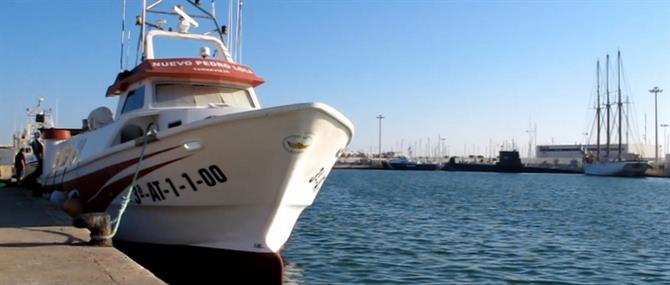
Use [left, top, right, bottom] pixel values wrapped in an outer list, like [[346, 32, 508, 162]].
[[0, 185, 165, 284]]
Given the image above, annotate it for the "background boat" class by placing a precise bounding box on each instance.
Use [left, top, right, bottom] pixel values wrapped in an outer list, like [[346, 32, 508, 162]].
[[583, 51, 649, 177]]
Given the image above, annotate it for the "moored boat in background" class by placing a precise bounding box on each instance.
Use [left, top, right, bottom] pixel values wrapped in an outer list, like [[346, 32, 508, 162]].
[[384, 156, 441, 171], [582, 51, 649, 177], [9, 97, 53, 184]]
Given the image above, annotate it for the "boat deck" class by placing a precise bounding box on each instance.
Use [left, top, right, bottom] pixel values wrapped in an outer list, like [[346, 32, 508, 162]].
[[0, 185, 165, 284]]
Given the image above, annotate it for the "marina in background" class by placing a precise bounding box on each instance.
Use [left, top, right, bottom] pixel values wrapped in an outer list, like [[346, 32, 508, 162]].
[[1, 1, 670, 284], [336, 142, 668, 176]]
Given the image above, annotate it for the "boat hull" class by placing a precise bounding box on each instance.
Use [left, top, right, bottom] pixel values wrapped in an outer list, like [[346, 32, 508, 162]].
[[443, 163, 501, 172], [387, 162, 441, 171], [583, 160, 649, 177], [114, 240, 283, 284], [43, 103, 353, 254]]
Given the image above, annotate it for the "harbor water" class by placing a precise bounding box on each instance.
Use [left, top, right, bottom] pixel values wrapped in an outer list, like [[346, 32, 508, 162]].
[[282, 170, 670, 284]]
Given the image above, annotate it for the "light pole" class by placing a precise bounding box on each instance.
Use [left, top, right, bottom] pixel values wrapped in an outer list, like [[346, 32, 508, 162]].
[[441, 138, 446, 158], [376, 114, 384, 158], [650, 87, 663, 167], [662, 123, 669, 156]]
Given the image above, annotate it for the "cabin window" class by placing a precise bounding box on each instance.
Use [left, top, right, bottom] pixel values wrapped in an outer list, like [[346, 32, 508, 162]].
[[154, 84, 254, 108], [0, 148, 12, 164], [121, 87, 145, 114]]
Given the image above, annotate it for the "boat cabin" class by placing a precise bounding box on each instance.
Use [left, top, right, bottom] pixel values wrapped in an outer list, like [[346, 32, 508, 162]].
[[39, 30, 267, 175], [40, 2, 269, 187], [96, 30, 265, 142]]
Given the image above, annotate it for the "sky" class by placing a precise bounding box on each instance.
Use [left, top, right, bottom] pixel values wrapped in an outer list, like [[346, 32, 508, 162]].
[[1, 0, 669, 157]]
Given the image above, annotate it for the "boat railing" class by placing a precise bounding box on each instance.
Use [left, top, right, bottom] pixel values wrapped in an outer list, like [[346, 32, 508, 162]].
[[133, 0, 237, 65], [145, 30, 233, 61]]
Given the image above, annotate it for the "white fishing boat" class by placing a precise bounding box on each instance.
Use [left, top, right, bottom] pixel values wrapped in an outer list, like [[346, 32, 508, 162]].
[[11, 97, 53, 183], [39, 0, 353, 266], [583, 51, 649, 177]]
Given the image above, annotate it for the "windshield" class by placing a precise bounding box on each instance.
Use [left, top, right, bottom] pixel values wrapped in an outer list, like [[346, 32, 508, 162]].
[[154, 84, 254, 108]]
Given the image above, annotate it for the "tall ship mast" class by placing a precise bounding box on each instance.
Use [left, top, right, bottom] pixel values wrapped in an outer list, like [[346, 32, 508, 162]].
[[605, 54, 611, 159], [617, 50, 623, 160], [596, 60, 601, 161], [583, 51, 648, 177]]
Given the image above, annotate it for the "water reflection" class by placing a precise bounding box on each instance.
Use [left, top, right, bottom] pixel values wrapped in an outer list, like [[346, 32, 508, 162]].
[[283, 260, 305, 284]]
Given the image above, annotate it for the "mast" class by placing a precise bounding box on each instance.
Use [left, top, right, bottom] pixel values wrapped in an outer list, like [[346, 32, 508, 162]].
[[140, 0, 147, 62], [625, 95, 630, 145], [227, 0, 233, 47], [596, 60, 601, 161], [120, 0, 127, 71], [236, 0, 244, 63], [617, 50, 623, 160], [605, 54, 611, 159]]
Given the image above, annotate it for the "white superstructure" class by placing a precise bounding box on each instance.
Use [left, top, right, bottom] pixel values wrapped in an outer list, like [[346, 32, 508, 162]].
[[40, 1, 353, 260]]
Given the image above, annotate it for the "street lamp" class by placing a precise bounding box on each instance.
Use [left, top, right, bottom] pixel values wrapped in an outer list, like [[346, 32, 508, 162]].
[[376, 114, 384, 158], [650, 86, 663, 168], [662, 124, 669, 156], [441, 138, 446, 158]]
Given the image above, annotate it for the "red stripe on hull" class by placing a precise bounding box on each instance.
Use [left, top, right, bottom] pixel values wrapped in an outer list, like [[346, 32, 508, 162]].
[[43, 145, 183, 211], [86, 156, 189, 211]]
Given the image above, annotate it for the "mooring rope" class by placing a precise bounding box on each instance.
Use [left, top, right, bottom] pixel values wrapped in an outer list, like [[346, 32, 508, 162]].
[[91, 123, 154, 241]]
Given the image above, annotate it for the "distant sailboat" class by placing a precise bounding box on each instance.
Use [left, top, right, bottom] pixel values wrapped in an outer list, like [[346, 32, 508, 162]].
[[583, 51, 649, 177]]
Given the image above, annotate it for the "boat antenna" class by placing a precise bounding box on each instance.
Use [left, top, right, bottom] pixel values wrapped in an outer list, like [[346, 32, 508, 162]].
[[135, 0, 148, 65], [186, 0, 227, 44], [236, 0, 244, 63], [526, 117, 533, 158], [227, 0, 233, 48], [54, 98, 59, 126], [12, 105, 16, 138], [120, 0, 127, 71], [211, 0, 216, 16]]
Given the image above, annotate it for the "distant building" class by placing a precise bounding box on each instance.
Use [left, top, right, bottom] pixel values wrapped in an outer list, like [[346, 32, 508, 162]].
[[535, 144, 658, 163]]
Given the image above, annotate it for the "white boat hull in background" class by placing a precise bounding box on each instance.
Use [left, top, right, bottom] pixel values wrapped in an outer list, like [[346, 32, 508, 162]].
[[583, 160, 649, 177]]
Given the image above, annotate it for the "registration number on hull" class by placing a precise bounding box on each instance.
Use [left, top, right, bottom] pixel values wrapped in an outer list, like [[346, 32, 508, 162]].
[[133, 164, 227, 204]]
